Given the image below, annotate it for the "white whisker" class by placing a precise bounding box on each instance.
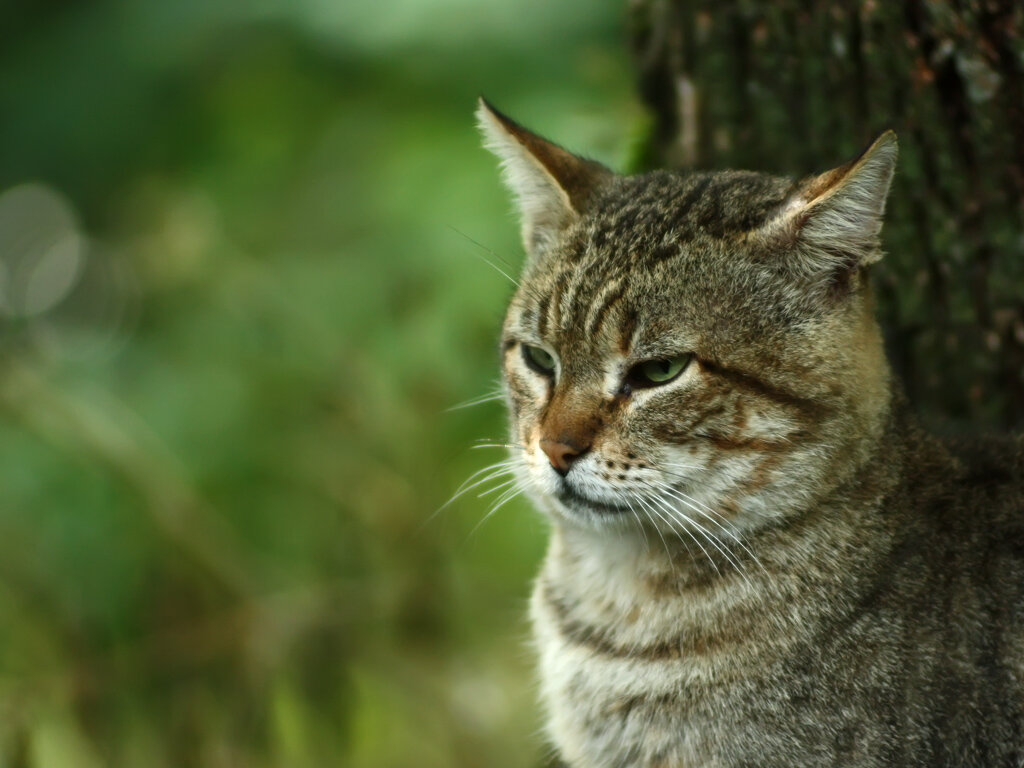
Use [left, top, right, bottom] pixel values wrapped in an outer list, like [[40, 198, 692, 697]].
[[428, 458, 519, 523], [647, 493, 752, 586], [446, 391, 505, 412], [632, 493, 674, 559], [469, 482, 527, 538], [659, 461, 704, 471], [646, 478, 768, 577], [478, 476, 519, 498], [621, 494, 650, 550], [648, 464, 770, 577], [633, 491, 693, 558], [645, 494, 722, 576], [446, 225, 520, 287], [651, 483, 757, 548]]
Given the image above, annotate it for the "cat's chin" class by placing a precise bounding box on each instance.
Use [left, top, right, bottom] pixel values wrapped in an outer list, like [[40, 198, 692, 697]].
[[544, 485, 636, 527]]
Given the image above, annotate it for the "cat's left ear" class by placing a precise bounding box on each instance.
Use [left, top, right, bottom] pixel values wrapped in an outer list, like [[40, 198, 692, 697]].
[[761, 131, 898, 292], [477, 98, 611, 256]]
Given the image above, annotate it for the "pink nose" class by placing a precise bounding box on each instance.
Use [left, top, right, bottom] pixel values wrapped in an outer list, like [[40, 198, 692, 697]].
[[540, 438, 589, 475]]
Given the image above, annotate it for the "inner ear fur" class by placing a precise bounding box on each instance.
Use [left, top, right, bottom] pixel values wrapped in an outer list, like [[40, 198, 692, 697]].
[[760, 131, 898, 292], [476, 98, 612, 256]]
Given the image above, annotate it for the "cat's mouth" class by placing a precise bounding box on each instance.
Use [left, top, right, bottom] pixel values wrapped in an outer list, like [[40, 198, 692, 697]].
[[553, 485, 631, 516]]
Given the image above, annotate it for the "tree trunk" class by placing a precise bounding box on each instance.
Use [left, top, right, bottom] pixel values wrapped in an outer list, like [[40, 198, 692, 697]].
[[628, 0, 1024, 431]]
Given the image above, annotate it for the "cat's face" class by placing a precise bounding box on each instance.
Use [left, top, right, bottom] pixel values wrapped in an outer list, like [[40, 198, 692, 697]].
[[480, 101, 896, 537]]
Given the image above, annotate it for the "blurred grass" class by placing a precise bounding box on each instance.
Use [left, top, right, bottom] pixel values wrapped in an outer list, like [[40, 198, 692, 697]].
[[0, 1, 639, 765]]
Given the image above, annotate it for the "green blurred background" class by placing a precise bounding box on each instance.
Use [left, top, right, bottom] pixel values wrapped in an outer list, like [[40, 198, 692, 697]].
[[0, 1, 641, 765]]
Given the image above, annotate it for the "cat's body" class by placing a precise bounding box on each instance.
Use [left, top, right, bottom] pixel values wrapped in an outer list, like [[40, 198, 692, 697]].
[[476, 100, 1024, 767], [535, 417, 1024, 767]]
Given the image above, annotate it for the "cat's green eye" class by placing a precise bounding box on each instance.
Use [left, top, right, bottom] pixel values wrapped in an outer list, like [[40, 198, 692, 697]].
[[523, 344, 557, 376], [627, 354, 692, 389]]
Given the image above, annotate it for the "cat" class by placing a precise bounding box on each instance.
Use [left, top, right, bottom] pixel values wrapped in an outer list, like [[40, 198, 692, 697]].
[[476, 97, 1024, 768]]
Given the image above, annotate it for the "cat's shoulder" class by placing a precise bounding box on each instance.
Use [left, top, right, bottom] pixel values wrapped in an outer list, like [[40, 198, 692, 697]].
[[945, 432, 1024, 527], [899, 429, 1023, 533], [947, 433, 1024, 485]]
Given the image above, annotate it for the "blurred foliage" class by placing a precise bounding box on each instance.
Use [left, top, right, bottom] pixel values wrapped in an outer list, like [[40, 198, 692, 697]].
[[0, 1, 638, 765]]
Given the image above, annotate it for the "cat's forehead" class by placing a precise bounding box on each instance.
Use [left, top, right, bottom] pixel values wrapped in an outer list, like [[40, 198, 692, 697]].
[[517, 169, 796, 315], [586, 169, 794, 250], [510, 251, 708, 367], [509, 169, 796, 354]]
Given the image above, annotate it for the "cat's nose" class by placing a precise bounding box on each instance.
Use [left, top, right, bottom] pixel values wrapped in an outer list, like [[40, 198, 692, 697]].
[[540, 438, 589, 476]]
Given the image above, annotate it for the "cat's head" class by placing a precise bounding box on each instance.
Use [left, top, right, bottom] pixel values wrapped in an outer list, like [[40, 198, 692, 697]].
[[477, 99, 897, 537]]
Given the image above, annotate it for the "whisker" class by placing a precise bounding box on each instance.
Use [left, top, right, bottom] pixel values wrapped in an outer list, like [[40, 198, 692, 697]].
[[456, 465, 518, 499], [688, 518, 751, 586], [446, 391, 505, 412], [647, 493, 753, 585], [446, 225, 520, 286], [469, 483, 527, 538], [636, 492, 694, 559], [659, 461, 704, 471], [428, 459, 519, 523], [652, 466, 747, 528], [644, 470, 769, 577], [635, 493, 691, 563], [488, 482, 525, 513], [445, 225, 514, 267], [645, 494, 724, 577], [621, 494, 650, 550], [648, 479, 747, 543], [454, 458, 519, 490], [478, 476, 519, 498], [653, 482, 768, 577]]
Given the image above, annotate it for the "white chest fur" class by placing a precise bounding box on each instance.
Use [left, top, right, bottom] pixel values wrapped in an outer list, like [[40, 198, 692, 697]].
[[529, 527, 821, 768]]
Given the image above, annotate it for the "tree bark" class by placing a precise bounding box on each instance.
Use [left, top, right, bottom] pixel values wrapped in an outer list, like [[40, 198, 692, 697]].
[[628, 0, 1024, 431]]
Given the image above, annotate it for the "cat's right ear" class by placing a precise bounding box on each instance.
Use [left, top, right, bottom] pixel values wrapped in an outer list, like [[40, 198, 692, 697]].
[[476, 98, 611, 256], [756, 131, 898, 296]]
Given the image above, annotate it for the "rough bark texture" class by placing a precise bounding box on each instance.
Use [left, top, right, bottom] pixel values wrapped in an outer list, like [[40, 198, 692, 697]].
[[628, 0, 1024, 432]]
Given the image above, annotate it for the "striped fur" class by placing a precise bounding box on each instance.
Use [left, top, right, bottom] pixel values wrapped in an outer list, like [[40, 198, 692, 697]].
[[479, 102, 1024, 767]]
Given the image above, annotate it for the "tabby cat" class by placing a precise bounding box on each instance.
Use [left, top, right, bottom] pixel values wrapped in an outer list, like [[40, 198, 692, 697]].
[[475, 98, 1024, 768]]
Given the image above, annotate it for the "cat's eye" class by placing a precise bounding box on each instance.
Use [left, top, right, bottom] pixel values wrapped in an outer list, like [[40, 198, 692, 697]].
[[522, 344, 557, 376], [626, 354, 692, 389]]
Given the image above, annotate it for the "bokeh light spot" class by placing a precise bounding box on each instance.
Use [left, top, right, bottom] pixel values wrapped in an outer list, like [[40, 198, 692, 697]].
[[22, 231, 84, 316], [0, 182, 85, 318]]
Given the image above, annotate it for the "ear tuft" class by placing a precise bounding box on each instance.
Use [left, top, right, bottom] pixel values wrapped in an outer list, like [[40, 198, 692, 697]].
[[765, 131, 898, 289], [476, 98, 610, 256]]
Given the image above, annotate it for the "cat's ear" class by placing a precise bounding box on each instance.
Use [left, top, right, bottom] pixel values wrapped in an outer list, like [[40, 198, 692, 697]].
[[762, 131, 898, 292], [476, 98, 611, 255]]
